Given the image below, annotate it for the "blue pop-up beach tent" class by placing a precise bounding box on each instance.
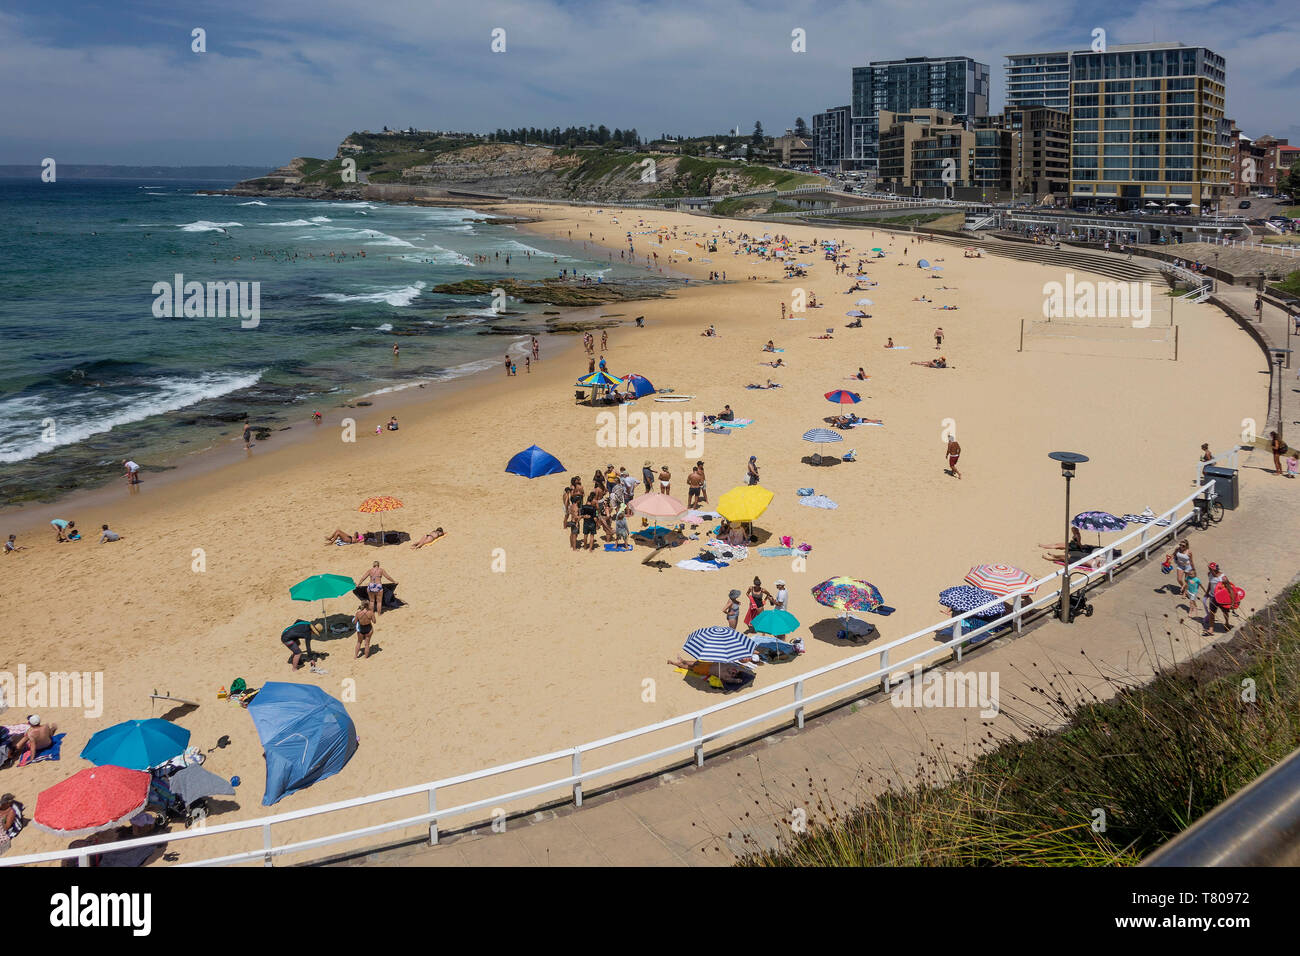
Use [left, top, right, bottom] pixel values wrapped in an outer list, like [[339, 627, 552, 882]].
[[622, 373, 657, 398], [505, 444, 566, 478], [248, 682, 358, 806]]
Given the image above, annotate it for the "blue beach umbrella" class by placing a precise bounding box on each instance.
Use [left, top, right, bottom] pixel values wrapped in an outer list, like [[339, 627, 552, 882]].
[[802, 428, 844, 443], [938, 585, 1006, 618], [917, 259, 931, 268], [684, 626, 757, 662], [505, 444, 565, 478], [81, 719, 190, 771], [248, 682, 358, 806]]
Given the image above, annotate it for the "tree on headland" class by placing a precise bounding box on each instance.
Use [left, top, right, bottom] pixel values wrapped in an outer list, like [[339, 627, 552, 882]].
[[752, 121, 765, 146], [794, 117, 808, 137]]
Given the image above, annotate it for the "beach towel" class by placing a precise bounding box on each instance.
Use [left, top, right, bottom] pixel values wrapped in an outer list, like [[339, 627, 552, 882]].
[[1121, 511, 1172, 527], [703, 426, 730, 435], [676, 558, 727, 571], [16, 732, 65, 766], [602, 543, 634, 552], [714, 419, 753, 428], [799, 495, 838, 509], [757, 546, 797, 557], [744, 595, 762, 627], [885, 346, 911, 350], [797, 487, 814, 496], [849, 421, 884, 428], [703, 541, 747, 562]]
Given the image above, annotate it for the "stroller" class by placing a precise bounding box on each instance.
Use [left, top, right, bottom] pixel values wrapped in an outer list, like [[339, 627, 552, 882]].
[[1065, 572, 1095, 622], [146, 777, 209, 829]]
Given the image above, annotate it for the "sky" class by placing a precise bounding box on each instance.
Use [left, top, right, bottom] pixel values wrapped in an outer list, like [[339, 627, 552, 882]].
[[2, 0, 1296, 166]]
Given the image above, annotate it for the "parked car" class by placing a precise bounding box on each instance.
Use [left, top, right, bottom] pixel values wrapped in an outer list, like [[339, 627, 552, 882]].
[[1238, 200, 1252, 209]]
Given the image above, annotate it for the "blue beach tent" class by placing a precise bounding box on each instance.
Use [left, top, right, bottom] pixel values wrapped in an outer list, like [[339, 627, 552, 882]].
[[622, 373, 657, 398], [248, 682, 359, 806], [506, 444, 566, 478]]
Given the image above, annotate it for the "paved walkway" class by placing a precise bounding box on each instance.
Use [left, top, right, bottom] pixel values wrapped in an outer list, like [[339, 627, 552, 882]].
[[326, 262, 1300, 868]]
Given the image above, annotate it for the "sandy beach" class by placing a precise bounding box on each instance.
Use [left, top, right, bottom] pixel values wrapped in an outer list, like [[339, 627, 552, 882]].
[[0, 204, 1268, 863]]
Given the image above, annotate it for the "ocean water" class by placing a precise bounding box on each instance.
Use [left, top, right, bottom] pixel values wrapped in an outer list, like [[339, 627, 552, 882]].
[[0, 179, 643, 504]]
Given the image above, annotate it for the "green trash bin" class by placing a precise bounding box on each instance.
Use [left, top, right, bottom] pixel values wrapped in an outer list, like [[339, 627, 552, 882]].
[[1202, 465, 1238, 510]]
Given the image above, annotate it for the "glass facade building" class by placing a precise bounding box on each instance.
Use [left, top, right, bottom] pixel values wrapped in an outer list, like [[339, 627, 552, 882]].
[[1067, 43, 1228, 209], [847, 56, 990, 170], [1005, 52, 1071, 110]]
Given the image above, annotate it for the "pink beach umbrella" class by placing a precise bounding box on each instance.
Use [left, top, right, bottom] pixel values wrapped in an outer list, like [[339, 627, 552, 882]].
[[630, 493, 687, 518], [964, 564, 1037, 597]]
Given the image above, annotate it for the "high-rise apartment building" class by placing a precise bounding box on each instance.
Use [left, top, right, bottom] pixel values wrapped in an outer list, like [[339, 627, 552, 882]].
[[811, 105, 851, 170], [1004, 52, 1071, 110], [1067, 42, 1229, 210], [846, 56, 990, 170], [978, 106, 1070, 199]]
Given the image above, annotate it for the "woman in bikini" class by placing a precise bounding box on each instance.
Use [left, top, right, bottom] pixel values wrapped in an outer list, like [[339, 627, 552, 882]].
[[358, 561, 396, 614], [353, 604, 376, 659], [658, 465, 671, 495], [325, 529, 363, 545], [411, 528, 445, 549]]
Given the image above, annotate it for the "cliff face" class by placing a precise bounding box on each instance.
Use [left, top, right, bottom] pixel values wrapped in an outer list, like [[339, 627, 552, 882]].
[[229, 137, 819, 202]]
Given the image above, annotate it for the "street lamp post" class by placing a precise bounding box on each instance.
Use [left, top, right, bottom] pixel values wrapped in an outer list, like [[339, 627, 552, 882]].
[[1271, 349, 1292, 441], [1049, 452, 1089, 623]]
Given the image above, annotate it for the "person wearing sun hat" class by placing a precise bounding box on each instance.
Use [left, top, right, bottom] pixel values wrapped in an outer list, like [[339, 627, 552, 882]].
[[773, 580, 789, 611], [641, 460, 654, 493]]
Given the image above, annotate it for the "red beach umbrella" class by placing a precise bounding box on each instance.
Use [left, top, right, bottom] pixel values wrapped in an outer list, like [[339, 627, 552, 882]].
[[34, 765, 151, 837]]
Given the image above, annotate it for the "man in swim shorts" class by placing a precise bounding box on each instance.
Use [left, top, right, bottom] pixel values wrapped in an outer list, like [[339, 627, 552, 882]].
[[946, 438, 962, 479]]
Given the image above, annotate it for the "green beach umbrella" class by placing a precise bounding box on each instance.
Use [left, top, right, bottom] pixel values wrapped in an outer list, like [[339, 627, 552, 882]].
[[751, 608, 800, 636], [290, 573, 357, 634]]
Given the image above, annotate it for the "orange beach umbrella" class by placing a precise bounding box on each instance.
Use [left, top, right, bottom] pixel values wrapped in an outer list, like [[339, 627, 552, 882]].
[[358, 496, 403, 546]]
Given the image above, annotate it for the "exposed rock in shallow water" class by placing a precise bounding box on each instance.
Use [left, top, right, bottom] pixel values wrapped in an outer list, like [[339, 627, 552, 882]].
[[431, 278, 676, 307]]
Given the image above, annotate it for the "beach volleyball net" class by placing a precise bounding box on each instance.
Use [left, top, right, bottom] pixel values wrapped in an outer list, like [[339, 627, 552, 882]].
[[1020, 318, 1177, 361]]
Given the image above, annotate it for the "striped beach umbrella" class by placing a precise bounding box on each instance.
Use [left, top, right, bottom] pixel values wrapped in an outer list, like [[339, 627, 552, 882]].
[[824, 389, 861, 405], [964, 564, 1037, 597], [684, 626, 757, 663], [358, 495, 403, 546], [812, 577, 884, 613], [939, 585, 1007, 618], [803, 428, 844, 443], [576, 370, 625, 388]]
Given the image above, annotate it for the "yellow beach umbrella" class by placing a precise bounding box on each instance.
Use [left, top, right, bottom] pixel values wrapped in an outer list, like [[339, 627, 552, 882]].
[[717, 485, 774, 523]]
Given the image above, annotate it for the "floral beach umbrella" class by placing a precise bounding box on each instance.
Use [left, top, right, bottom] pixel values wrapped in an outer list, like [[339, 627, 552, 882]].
[[964, 564, 1037, 597], [358, 495, 403, 546], [1072, 510, 1128, 546], [811, 577, 884, 613], [938, 585, 1006, 618]]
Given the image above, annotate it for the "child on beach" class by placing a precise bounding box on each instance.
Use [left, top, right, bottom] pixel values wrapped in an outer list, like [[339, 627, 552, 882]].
[[4, 534, 25, 556]]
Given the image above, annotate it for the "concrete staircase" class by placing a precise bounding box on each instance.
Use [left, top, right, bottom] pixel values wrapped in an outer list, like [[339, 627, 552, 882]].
[[921, 232, 1167, 284]]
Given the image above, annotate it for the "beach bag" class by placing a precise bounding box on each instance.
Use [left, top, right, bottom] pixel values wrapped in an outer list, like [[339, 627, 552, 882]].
[[1160, 554, 1173, 574], [229, 678, 247, 696], [780, 535, 793, 548], [1213, 580, 1245, 610]]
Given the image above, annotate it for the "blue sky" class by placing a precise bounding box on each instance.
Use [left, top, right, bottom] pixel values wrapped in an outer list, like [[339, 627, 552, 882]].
[[2, 0, 1295, 166]]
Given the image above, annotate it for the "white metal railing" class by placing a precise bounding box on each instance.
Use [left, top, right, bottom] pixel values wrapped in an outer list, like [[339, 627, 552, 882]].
[[2, 477, 1223, 869], [1202, 236, 1300, 258]]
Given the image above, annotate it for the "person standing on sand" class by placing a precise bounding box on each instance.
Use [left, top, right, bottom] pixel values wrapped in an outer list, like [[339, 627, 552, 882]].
[[505, 353, 513, 377], [243, 422, 252, 449], [353, 604, 376, 659], [945, 437, 962, 479], [747, 456, 760, 485], [358, 561, 397, 615], [724, 590, 742, 630], [642, 460, 655, 494], [1270, 432, 1285, 475], [696, 460, 708, 503], [601, 330, 608, 352], [658, 464, 671, 495], [1200, 442, 1213, 463], [934, 327, 944, 350], [122, 459, 140, 485], [687, 466, 703, 507]]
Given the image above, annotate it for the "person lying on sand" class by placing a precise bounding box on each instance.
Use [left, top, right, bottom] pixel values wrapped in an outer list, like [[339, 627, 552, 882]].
[[746, 380, 781, 389], [761, 340, 777, 352], [846, 318, 863, 328], [325, 529, 363, 545], [934, 305, 959, 310], [762, 358, 785, 368], [912, 357, 949, 368], [11, 715, 57, 761], [913, 295, 930, 302], [832, 413, 883, 427], [411, 528, 446, 549], [811, 333, 833, 340]]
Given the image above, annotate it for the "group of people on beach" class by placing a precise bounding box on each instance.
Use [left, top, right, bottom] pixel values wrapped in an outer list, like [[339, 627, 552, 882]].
[[561, 459, 711, 551]]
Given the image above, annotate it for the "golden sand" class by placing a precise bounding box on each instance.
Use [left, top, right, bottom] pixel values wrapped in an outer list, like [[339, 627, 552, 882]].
[[0, 205, 1266, 862]]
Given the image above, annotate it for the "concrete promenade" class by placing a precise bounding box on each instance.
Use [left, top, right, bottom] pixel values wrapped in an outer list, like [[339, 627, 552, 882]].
[[328, 255, 1299, 868]]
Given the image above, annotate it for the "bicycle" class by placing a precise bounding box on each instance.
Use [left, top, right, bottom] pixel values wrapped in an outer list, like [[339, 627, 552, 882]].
[[1192, 484, 1225, 530]]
